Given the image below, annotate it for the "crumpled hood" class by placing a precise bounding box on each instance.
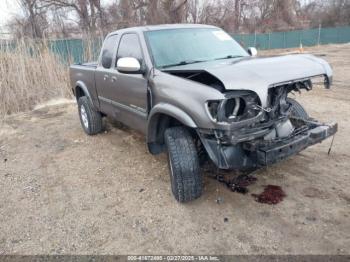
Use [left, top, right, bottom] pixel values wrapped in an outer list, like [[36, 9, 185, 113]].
[[167, 54, 333, 107]]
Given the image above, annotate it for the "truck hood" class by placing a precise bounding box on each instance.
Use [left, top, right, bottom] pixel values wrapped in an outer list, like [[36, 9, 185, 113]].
[[165, 54, 333, 107]]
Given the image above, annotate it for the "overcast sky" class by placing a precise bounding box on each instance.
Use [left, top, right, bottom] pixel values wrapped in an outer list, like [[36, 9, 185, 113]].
[[0, 0, 21, 31]]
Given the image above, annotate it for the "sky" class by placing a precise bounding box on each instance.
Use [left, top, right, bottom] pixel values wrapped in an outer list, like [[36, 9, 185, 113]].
[[0, 0, 21, 31]]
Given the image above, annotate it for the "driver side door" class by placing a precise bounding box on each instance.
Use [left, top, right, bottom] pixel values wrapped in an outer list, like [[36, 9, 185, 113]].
[[109, 33, 148, 133]]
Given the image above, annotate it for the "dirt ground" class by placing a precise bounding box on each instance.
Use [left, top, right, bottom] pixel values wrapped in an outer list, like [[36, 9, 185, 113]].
[[1, 44, 350, 255]]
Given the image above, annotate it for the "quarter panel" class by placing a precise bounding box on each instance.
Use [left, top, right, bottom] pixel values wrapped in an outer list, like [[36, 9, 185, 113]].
[[70, 65, 100, 110]]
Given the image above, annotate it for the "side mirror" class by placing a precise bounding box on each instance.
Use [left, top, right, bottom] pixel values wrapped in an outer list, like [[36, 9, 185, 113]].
[[117, 57, 141, 73], [248, 47, 258, 57]]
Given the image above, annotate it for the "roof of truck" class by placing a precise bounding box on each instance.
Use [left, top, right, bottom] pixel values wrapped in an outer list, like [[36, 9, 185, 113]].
[[109, 24, 218, 35]]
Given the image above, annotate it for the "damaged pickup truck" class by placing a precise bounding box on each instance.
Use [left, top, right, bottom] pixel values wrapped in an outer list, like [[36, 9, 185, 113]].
[[70, 24, 337, 203]]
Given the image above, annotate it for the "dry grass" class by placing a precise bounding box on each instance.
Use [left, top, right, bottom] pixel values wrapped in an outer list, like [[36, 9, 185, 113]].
[[0, 38, 72, 118]]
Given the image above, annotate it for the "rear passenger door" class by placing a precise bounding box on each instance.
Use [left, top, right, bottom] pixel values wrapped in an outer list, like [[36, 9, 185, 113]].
[[95, 34, 119, 115], [109, 33, 148, 133]]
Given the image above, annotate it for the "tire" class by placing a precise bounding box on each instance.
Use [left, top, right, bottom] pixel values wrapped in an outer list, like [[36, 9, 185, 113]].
[[78, 96, 103, 135], [287, 97, 309, 120], [164, 126, 202, 203]]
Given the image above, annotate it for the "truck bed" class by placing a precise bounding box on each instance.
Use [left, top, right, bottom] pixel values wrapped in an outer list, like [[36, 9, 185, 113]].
[[69, 62, 100, 109]]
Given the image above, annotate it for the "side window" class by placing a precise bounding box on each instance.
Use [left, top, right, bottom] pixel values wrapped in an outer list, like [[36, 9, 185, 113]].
[[101, 35, 118, 69], [117, 34, 143, 62]]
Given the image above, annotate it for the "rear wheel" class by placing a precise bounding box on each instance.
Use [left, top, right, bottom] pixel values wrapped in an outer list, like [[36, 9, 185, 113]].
[[78, 96, 103, 135], [164, 126, 202, 203], [287, 97, 309, 120]]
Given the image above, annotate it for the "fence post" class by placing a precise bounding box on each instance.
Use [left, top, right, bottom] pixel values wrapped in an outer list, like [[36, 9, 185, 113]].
[[268, 33, 271, 49], [254, 31, 257, 47], [317, 24, 321, 45], [65, 39, 69, 63], [337, 26, 340, 43]]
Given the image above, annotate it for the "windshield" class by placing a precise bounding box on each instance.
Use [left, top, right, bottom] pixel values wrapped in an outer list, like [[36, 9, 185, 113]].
[[145, 28, 248, 69]]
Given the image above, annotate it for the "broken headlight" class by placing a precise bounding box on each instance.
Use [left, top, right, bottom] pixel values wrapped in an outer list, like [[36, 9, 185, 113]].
[[206, 91, 261, 122]]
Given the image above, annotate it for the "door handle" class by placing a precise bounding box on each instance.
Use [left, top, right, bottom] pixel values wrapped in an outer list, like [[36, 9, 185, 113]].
[[111, 76, 117, 82], [103, 74, 109, 81]]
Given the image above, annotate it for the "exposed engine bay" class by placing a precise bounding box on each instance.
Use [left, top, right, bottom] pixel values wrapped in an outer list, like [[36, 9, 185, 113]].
[[166, 69, 322, 140], [165, 69, 337, 170]]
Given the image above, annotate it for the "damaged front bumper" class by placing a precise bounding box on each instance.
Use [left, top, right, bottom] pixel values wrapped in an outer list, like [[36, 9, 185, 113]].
[[245, 121, 337, 166], [198, 120, 338, 170]]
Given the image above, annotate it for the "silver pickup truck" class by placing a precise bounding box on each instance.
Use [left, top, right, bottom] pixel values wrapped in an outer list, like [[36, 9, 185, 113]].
[[70, 24, 337, 203]]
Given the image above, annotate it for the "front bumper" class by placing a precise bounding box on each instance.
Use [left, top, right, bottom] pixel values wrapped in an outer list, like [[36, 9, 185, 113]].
[[246, 122, 337, 166], [199, 121, 338, 170]]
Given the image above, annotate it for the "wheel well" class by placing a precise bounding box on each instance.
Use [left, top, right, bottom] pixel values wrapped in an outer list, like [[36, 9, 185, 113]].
[[75, 86, 85, 100], [75, 86, 105, 117], [148, 113, 197, 155]]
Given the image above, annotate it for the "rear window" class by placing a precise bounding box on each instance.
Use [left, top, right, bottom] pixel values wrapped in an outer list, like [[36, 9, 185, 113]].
[[101, 35, 119, 69]]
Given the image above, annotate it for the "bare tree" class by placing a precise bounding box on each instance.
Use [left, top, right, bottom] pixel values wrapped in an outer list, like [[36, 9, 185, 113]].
[[305, 0, 350, 27], [166, 0, 189, 23], [12, 0, 49, 38], [40, 0, 108, 37], [7, 0, 350, 39]]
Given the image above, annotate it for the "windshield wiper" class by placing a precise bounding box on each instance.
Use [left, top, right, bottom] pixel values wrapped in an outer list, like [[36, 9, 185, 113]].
[[160, 60, 207, 69], [214, 55, 245, 60]]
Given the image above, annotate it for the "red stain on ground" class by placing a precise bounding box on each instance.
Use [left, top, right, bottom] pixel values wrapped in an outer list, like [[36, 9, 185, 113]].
[[252, 185, 286, 205]]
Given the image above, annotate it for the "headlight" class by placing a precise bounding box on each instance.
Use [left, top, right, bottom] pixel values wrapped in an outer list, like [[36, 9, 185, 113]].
[[206, 91, 260, 122]]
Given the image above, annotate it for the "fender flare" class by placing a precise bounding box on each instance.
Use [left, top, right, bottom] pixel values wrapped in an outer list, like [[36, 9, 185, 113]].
[[75, 81, 94, 103], [74, 81, 99, 111], [147, 103, 197, 144]]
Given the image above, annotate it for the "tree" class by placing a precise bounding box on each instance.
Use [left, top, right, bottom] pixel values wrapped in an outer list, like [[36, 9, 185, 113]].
[[12, 0, 49, 38], [41, 0, 108, 37], [6, 0, 350, 39]]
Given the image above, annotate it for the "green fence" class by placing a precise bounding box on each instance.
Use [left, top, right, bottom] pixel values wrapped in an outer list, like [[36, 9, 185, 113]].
[[1, 26, 350, 64], [48, 38, 102, 64], [232, 25, 350, 50], [0, 38, 103, 65], [44, 25, 350, 63]]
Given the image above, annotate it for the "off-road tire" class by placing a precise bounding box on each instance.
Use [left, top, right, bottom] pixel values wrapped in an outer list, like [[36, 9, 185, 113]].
[[164, 126, 202, 203], [78, 96, 103, 135], [287, 97, 309, 120]]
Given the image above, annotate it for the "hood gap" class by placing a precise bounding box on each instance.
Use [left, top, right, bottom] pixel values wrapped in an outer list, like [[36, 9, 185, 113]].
[[163, 70, 225, 92]]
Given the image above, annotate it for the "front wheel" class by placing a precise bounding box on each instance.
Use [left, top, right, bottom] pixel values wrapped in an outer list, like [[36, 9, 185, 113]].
[[164, 126, 203, 203]]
